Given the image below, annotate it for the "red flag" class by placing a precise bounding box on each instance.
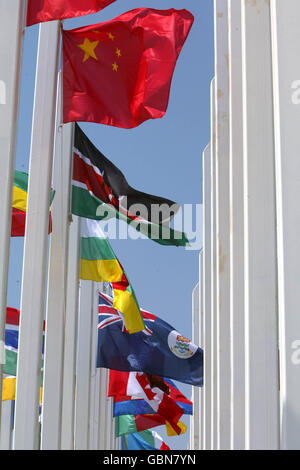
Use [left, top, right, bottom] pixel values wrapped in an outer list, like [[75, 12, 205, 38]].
[[134, 372, 183, 434], [26, 0, 116, 26], [11, 208, 52, 237], [62, 8, 194, 129]]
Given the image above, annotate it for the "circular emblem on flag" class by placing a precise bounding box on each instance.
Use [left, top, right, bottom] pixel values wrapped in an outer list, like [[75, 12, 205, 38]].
[[167, 330, 198, 359]]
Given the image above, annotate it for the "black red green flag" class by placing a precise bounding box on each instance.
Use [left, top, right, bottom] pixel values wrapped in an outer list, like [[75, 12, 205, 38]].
[[72, 124, 189, 247]]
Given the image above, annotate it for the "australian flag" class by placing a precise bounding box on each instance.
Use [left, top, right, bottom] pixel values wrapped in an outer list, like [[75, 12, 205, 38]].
[[97, 293, 203, 387]]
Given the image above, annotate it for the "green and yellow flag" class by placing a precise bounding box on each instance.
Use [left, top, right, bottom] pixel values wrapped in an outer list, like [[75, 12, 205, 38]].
[[80, 218, 144, 334]]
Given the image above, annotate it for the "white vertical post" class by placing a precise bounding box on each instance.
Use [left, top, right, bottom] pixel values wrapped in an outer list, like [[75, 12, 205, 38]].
[[214, 0, 231, 450], [74, 280, 93, 449], [60, 215, 80, 449], [228, 0, 245, 450], [0, 401, 12, 450], [41, 74, 74, 449], [241, 0, 279, 450], [191, 282, 200, 450], [13, 20, 61, 450], [270, 0, 300, 450], [210, 77, 218, 450], [0, 0, 25, 421], [98, 368, 108, 450], [88, 282, 103, 449], [203, 142, 212, 450]]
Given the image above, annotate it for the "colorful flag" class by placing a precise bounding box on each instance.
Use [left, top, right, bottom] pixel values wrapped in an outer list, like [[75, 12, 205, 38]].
[[2, 308, 44, 401], [97, 293, 203, 386], [80, 217, 123, 282], [12, 171, 54, 237], [116, 414, 186, 437], [121, 429, 170, 451], [81, 218, 144, 334], [72, 124, 189, 247], [63, 8, 194, 128], [109, 370, 193, 417], [26, 0, 116, 26], [129, 372, 183, 434]]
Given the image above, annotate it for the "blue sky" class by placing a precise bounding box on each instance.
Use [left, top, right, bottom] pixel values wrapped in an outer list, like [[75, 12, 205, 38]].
[[8, 0, 214, 450]]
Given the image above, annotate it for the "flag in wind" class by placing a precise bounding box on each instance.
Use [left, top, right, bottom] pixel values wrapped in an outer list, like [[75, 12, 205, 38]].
[[62, 8, 194, 128], [72, 124, 189, 247], [2, 308, 44, 401], [81, 218, 144, 334], [97, 293, 203, 386], [121, 430, 170, 451], [26, 0, 116, 26], [117, 371, 184, 434], [115, 414, 186, 438], [12, 171, 54, 237], [109, 370, 193, 417]]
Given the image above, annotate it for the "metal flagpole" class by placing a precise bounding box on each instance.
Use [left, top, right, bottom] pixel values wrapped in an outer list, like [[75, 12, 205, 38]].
[[74, 279, 93, 449], [228, 0, 246, 450], [0, 0, 25, 426], [60, 215, 81, 449], [40, 70, 75, 449], [241, 0, 279, 449], [214, 0, 231, 450], [13, 20, 61, 450], [270, 0, 300, 450]]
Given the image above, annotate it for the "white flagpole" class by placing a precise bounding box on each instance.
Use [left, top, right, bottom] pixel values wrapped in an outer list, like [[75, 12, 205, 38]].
[[270, 0, 300, 450], [13, 20, 61, 450], [0, 0, 25, 424], [241, 0, 279, 449], [74, 280, 93, 449], [40, 70, 74, 449], [60, 215, 81, 449], [214, 0, 231, 450], [228, 0, 246, 450]]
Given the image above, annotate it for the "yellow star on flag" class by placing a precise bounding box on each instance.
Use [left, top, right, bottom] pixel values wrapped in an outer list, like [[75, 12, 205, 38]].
[[116, 48, 121, 58], [112, 62, 119, 72], [107, 32, 115, 41], [78, 38, 99, 63]]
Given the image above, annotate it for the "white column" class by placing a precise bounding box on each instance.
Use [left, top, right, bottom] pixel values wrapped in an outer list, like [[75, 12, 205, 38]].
[[214, 0, 231, 450], [74, 280, 93, 449], [88, 282, 103, 449], [0, 0, 25, 419], [60, 215, 81, 449], [270, 0, 300, 450], [241, 0, 279, 450], [41, 75, 75, 449], [228, 0, 245, 450], [210, 78, 218, 450], [14, 20, 61, 450], [0, 401, 12, 450], [191, 282, 200, 450], [203, 143, 212, 450], [98, 368, 108, 450]]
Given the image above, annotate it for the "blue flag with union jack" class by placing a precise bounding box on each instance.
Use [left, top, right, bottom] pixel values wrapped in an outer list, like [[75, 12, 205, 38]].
[[96, 293, 203, 387]]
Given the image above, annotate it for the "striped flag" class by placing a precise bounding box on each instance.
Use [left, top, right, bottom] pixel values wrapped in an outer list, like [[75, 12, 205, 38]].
[[81, 218, 144, 334], [2, 308, 44, 401], [121, 429, 170, 450], [12, 171, 54, 237], [116, 414, 186, 437], [108, 370, 183, 435], [72, 124, 189, 247], [108, 370, 193, 417]]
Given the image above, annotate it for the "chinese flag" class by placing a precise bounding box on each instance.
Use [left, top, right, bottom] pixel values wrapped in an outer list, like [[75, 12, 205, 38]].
[[62, 8, 194, 129], [26, 0, 116, 26]]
